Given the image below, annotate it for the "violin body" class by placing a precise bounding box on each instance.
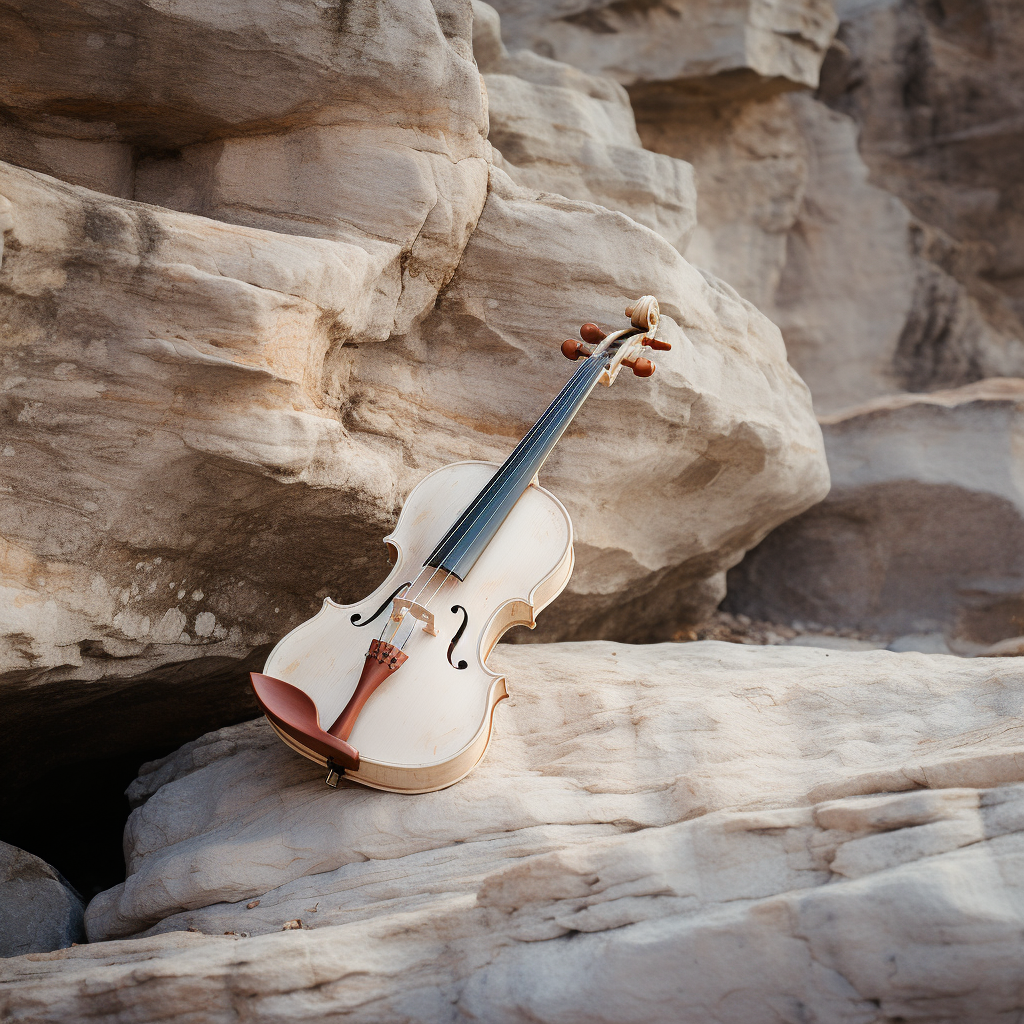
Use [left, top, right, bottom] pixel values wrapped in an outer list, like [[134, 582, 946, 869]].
[[258, 460, 573, 793], [253, 296, 664, 793]]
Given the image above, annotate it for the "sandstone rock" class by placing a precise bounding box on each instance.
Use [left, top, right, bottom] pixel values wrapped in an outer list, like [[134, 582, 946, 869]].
[[4, 641, 1024, 1020], [636, 92, 808, 314], [488, 0, 838, 95], [0, 841, 84, 956], [0, 0, 828, 808], [727, 379, 1024, 649], [474, 3, 697, 250], [638, 87, 1024, 413], [770, 94, 1024, 410], [825, 0, 1024, 342]]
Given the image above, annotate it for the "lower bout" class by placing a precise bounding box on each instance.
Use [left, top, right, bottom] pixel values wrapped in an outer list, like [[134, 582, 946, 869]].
[[266, 690, 504, 794]]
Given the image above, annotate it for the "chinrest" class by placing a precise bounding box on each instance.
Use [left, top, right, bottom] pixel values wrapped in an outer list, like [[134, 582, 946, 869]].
[[250, 672, 360, 771]]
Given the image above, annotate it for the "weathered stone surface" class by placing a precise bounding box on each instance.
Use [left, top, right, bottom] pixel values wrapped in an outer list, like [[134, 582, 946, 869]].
[[488, 0, 838, 94], [0, 841, 84, 957], [474, 4, 697, 251], [638, 88, 1024, 414], [4, 641, 1024, 1020], [826, 0, 1024, 342], [636, 92, 807, 314], [0, 0, 828, 807], [728, 379, 1024, 649]]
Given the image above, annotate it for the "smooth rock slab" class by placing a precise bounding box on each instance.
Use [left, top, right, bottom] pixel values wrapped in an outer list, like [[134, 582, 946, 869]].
[[4, 641, 1024, 1020]]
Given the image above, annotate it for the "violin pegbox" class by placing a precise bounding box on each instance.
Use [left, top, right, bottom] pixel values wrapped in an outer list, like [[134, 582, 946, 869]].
[[560, 295, 669, 385]]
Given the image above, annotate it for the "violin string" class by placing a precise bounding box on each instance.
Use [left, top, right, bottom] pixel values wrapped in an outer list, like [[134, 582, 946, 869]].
[[379, 336, 628, 655], [427, 347, 611, 573], [383, 355, 602, 649], [431, 351, 609, 576]]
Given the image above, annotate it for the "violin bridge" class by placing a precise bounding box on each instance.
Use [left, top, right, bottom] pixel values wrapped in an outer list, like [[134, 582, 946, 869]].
[[390, 597, 438, 636]]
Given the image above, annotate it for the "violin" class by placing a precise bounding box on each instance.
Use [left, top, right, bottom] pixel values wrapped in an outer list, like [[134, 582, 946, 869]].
[[251, 296, 668, 792]]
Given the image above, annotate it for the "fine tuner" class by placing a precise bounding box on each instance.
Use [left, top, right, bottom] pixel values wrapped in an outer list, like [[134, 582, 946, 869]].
[[250, 296, 666, 793]]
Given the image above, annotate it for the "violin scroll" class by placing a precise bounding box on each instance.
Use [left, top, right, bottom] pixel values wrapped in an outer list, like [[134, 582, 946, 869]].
[[560, 296, 667, 382]]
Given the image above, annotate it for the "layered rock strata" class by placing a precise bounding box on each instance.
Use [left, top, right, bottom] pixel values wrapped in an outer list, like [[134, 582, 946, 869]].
[[4, 641, 1024, 1020], [0, 0, 828, 805], [727, 378, 1024, 650]]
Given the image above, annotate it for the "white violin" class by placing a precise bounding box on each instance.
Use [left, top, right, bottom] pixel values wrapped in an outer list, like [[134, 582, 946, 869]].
[[251, 296, 667, 792]]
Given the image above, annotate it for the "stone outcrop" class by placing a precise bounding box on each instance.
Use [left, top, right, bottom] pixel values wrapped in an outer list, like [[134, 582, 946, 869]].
[[474, 2, 697, 250], [0, 0, 828, 809], [488, 0, 838, 96], [727, 379, 1024, 650], [0, 841, 84, 956], [4, 641, 1024, 1019], [826, 0, 1024, 344], [615, 0, 1024, 414]]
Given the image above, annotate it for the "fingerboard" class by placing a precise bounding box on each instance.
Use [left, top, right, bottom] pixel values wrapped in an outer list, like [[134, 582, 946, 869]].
[[424, 350, 611, 580]]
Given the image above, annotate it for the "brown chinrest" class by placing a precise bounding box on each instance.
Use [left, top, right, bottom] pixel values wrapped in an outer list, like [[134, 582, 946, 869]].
[[250, 673, 360, 771]]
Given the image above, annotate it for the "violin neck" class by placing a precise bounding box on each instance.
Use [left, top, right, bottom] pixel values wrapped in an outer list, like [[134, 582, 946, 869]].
[[424, 353, 608, 580]]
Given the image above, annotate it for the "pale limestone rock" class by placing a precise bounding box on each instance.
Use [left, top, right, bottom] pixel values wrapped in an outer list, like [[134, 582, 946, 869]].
[[3, 642, 1024, 1020], [0, 0, 828, 812], [728, 379, 1024, 649], [474, 3, 697, 250], [636, 92, 808, 313], [488, 0, 838, 93], [825, 0, 1024, 344], [640, 88, 1024, 413], [769, 94, 917, 410], [0, 841, 84, 956]]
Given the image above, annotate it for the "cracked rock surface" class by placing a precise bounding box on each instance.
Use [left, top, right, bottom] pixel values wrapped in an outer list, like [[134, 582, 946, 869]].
[[4, 641, 1024, 1021], [0, 0, 827, 807]]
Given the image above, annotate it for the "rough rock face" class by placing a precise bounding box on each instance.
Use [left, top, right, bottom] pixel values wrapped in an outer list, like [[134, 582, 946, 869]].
[[728, 379, 1024, 650], [827, 0, 1024, 343], [0, 841, 84, 956], [607, 0, 1024, 414], [488, 0, 838, 95], [474, 2, 697, 250], [5, 641, 1024, 1019], [0, 0, 828, 804]]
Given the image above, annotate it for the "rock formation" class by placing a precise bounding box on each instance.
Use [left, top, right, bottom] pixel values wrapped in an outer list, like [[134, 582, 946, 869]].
[[0, 0, 828, 810], [4, 1, 1024, 1019], [727, 378, 1024, 651], [5, 641, 1024, 1020], [0, 842, 84, 957]]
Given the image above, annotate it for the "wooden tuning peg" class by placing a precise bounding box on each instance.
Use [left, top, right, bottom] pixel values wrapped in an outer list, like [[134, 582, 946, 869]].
[[646, 337, 672, 351], [561, 339, 594, 361], [622, 354, 655, 377]]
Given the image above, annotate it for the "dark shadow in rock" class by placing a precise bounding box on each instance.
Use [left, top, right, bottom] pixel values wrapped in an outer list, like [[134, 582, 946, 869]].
[[0, 648, 268, 900], [725, 481, 1024, 644]]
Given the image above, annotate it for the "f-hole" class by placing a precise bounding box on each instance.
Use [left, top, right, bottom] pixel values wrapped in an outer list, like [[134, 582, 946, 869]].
[[448, 605, 469, 670], [351, 583, 411, 626]]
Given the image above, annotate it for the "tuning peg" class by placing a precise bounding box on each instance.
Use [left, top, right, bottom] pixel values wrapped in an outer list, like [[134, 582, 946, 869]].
[[580, 323, 606, 343], [622, 354, 655, 378], [645, 337, 672, 351], [561, 339, 594, 361]]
